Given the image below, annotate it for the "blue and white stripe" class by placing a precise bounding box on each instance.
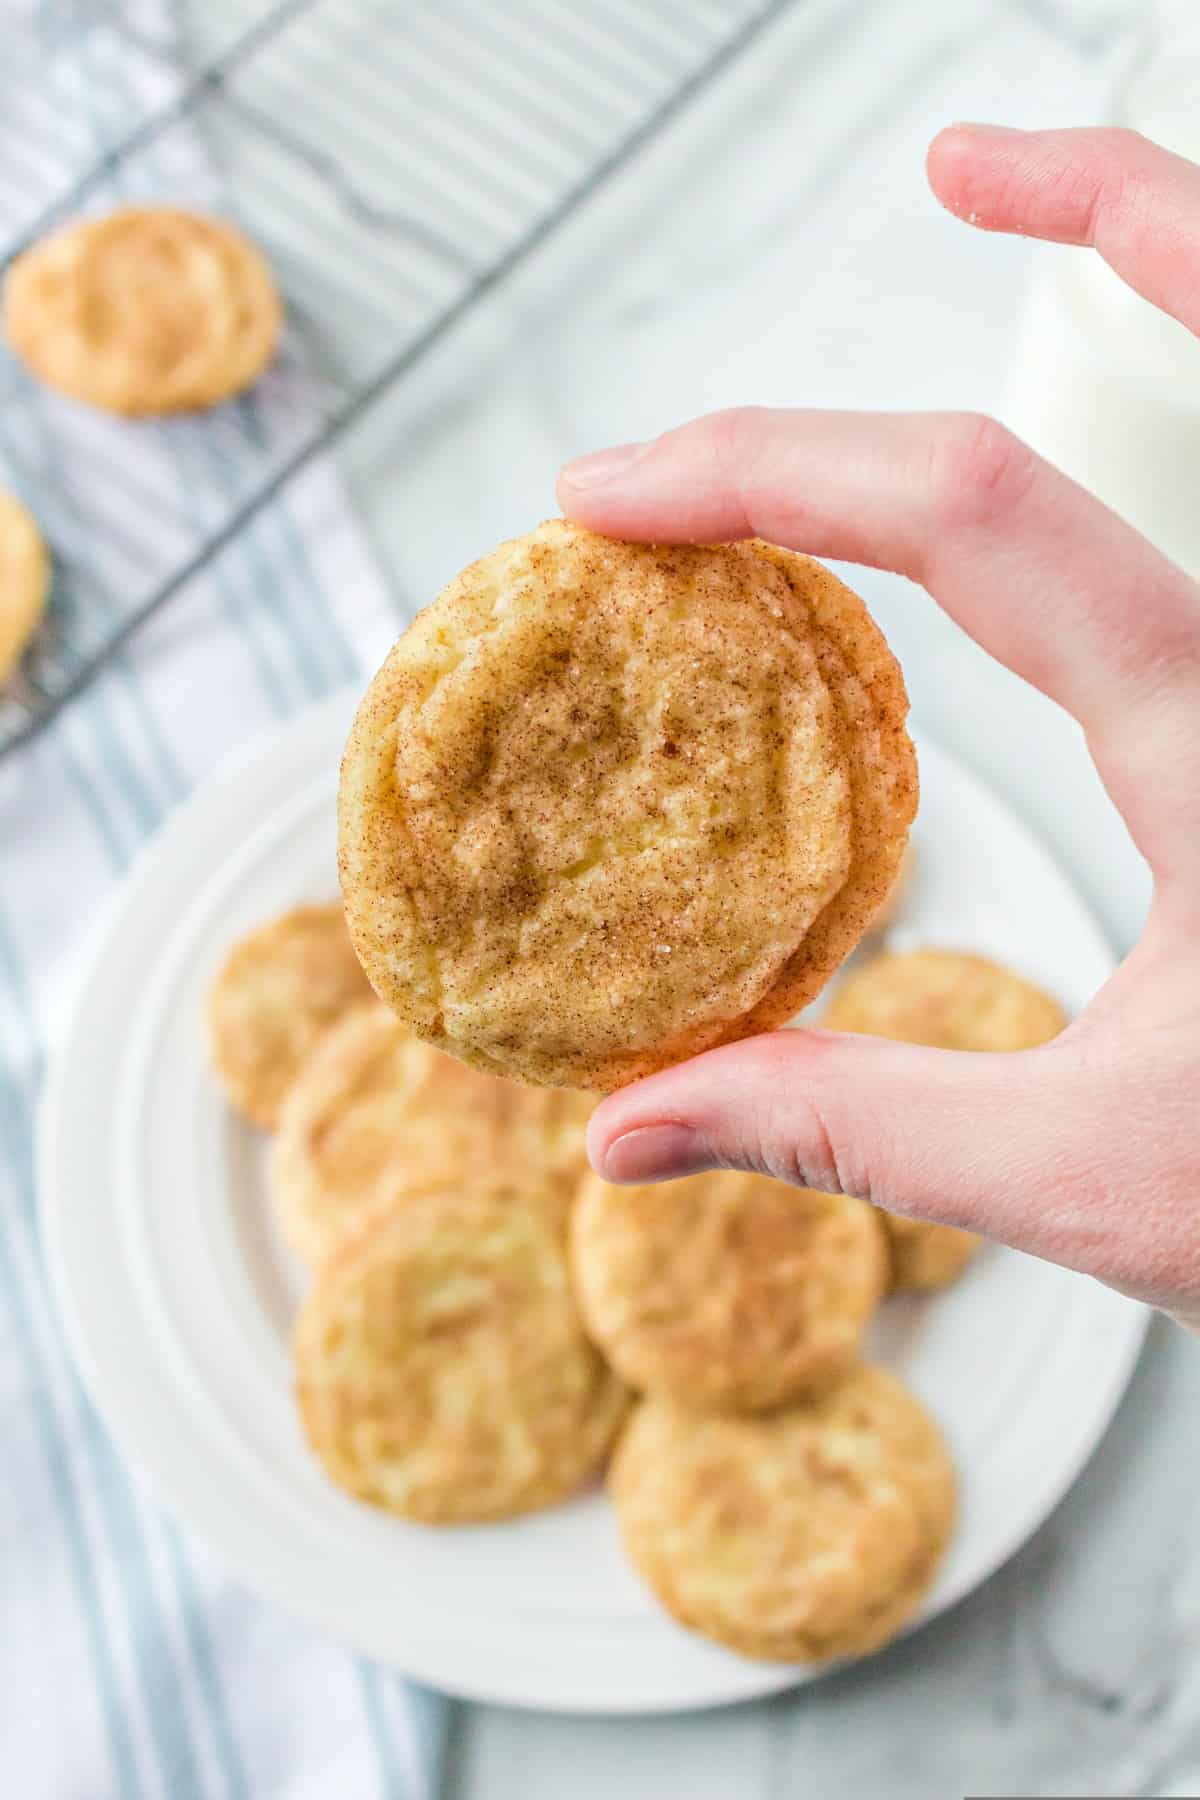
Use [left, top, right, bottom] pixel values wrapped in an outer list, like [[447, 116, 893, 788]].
[[0, 4, 445, 1794]]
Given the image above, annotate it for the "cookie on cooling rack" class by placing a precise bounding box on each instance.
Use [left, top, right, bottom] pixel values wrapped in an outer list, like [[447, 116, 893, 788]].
[[0, 490, 49, 684], [571, 1170, 887, 1412], [4, 207, 281, 415], [294, 1185, 628, 1524], [339, 520, 916, 1090], [610, 1366, 956, 1663], [823, 948, 1068, 1291], [272, 1002, 594, 1265], [208, 902, 372, 1130]]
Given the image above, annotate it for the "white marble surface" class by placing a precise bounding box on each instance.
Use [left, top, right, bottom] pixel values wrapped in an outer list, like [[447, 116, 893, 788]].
[[197, 0, 1199, 1793]]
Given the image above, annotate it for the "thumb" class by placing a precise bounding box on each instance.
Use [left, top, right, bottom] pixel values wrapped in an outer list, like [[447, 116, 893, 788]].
[[587, 1028, 1090, 1265]]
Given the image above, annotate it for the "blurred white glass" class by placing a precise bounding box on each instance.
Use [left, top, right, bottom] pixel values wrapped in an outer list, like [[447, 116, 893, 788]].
[[1004, 1, 1200, 576]]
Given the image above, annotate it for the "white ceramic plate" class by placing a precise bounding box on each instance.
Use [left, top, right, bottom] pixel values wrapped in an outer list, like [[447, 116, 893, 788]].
[[40, 692, 1147, 1714]]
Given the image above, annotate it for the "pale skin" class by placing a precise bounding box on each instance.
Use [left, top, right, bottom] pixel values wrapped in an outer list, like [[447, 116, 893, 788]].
[[558, 125, 1200, 1332]]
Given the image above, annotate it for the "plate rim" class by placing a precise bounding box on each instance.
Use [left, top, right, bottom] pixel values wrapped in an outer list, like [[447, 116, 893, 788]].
[[38, 692, 1150, 1714]]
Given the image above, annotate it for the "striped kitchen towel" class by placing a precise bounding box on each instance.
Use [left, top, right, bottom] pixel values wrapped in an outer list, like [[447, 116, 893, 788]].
[[0, 4, 449, 1796]]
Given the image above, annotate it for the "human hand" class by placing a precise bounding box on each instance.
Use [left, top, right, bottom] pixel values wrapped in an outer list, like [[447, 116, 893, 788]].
[[557, 125, 1200, 1330]]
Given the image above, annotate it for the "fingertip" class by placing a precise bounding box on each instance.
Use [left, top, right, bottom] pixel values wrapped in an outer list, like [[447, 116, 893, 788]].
[[557, 441, 651, 523], [585, 1073, 716, 1183], [927, 122, 1025, 224], [926, 125, 976, 215]]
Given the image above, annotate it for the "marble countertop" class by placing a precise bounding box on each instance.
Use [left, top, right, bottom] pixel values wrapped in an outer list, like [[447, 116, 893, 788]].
[[194, 1, 1198, 1793]]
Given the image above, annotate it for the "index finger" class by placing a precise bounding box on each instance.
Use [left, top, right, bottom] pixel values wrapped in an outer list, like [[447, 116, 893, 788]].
[[927, 124, 1200, 336]]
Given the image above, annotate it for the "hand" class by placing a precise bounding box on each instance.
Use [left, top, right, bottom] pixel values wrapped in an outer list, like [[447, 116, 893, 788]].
[[557, 125, 1200, 1331]]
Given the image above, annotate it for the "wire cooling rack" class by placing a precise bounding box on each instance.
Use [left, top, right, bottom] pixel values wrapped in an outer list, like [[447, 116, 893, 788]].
[[0, 0, 795, 758]]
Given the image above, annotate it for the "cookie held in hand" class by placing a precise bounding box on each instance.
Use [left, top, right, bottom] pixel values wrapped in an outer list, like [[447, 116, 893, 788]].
[[339, 521, 916, 1089]]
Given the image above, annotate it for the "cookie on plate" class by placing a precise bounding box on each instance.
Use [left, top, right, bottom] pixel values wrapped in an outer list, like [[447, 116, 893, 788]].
[[208, 902, 372, 1129], [610, 1367, 956, 1662], [4, 207, 281, 414], [822, 948, 1066, 1052], [884, 1215, 981, 1292], [339, 520, 916, 1089], [0, 490, 50, 683], [272, 1002, 593, 1265], [823, 949, 1067, 1290], [571, 1171, 887, 1411], [294, 1185, 628, 1523]]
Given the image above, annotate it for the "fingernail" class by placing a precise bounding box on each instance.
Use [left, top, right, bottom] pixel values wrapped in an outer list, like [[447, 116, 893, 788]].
[[560, 441, 650, 491], [599, 1122, 703, 1183], [950, 121, 1024, 136]]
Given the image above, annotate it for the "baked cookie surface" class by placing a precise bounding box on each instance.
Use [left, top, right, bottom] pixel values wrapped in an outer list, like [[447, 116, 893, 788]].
[[572, 1171, 887, 1411], [4, 207, 280, 414], [339, 521, 915, 1089], [883, 1214, 980, 1292], [272, 1002, 593, 1264], [295, 1186, 628, 1523], [823, 949, 1067, 1289], [822, 948, 1066, 1052], [208, 902, 372, 1130], [610, 1366, 955, 1662], [0, 490, 49, 683]]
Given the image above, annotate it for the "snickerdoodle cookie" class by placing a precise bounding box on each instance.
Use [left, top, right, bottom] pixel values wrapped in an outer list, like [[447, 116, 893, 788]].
[[571, 1171, 887, 1412], [868, 841, 915, 936], [208, 903, 372, 1129], [339, 521, 916, 1089], [610, 1366, 955, 1662], [823, 948, 1066, 1052], [0, 491, 49, 683], [883, 1216, 981, 1292], [294, 1185, 628, 1523], [272, 1002, 593, 1265], [4, 207, 280, 414], [823, 948, 1067, 1290]]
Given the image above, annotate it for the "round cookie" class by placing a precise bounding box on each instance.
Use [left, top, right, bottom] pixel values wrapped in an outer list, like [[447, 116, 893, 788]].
[[208, 903, 372, 1130], [4, 207, 280, 415], [339, 520, 916, 1090], [295, 1185, 628, 1523], [272, 1002, 594, 1265], [0, 491, 49, 683], [867, 841, 915, 937], [610, 1368, 956, 1663], [821, 949, 1066, 1052], [571, 1172, 887, 1411], [883, 1214, 980, 1293], [823, 949, 1067, 1290]]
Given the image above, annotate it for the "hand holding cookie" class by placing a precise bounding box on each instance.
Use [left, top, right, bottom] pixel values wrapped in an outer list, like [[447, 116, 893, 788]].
[[339, 521, 915, 1088], [562, 128, 1200, 1330]]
